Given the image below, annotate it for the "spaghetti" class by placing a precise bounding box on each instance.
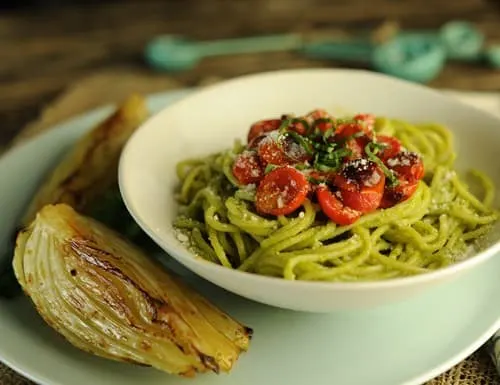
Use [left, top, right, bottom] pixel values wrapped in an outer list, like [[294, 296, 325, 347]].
[[173, 111, 497, 282]]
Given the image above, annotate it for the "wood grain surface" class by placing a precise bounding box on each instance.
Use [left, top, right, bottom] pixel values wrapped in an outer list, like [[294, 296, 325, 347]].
[[1, 0, 500, 145]]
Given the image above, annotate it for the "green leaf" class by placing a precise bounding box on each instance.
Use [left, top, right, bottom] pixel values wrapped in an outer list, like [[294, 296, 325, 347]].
[[265, 164, 277, 174], [364, 142, 399, 186]]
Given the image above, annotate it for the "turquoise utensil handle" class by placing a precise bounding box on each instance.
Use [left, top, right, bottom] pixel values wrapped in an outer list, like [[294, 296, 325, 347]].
[[301, 40, 374, 62], [439, 21, 484, 60], [196, 34, 303, 56], [373, 34, 446, 83], [484, 45, 500, 68]]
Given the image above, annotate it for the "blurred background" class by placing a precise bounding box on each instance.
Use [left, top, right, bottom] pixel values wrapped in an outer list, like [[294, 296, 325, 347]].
[[1, 0, 500, 145]]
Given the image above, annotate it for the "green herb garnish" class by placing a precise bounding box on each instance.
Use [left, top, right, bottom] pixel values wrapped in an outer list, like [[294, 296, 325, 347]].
[[313, 148, 351, 172], [307, 177, 323, 185], [365, 142, 399, 186], [265, 164, 277, 174], [295, 163, 309, 170], [278, 119, 292, 134], [285, 131, 314, 155]]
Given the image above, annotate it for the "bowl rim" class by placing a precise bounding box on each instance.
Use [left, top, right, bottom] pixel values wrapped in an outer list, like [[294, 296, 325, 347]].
[[119, 67, 500, 291]]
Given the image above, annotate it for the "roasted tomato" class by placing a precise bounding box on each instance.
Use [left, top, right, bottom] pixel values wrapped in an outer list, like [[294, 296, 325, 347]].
[[335, 121, 373, 140], [334, 159, 385, 213], [379, 179, 419, 209], [288, 120, 309, 135], [232, 151, 264, 185], [255, 166, 309, 216], [247, 134, 268, 150], [344, 137, 366, 160], [305, 109, 330, 123], [247, 119, 282, 143], [353, 113, 376, 132], [257, 135, 312, 166], [334, 122, 371, 160], [376, 135, 401, 161], [386, 151, 425, 183], [316, 185, 361, 225], [303, 109, 333, 133], [257, 136, 290, 166]]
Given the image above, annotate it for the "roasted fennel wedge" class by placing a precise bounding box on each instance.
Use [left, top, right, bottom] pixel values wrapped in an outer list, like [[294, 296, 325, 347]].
[[1, 94, 149, 299], [21, 94, 148, 226], [13, 204, 252, 377]]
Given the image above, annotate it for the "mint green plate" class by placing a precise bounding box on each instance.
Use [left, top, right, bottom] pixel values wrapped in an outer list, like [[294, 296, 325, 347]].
[[0, 90, 499, 385]]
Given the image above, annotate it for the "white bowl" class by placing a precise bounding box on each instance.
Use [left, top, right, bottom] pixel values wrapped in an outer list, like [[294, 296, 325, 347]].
[[119, 68, 500, 313]]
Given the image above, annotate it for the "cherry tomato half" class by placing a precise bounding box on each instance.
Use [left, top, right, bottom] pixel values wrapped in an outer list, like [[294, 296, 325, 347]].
[[376, 135, 401, 161], [335, 162, 386, 213], [247, 119, 282, 143], [334, 123, 371, 160], [344, 137, 366, 160], [316, 185, 361, 226], [288, 120, 308, 135], [255, 166, 309, 216], [257, 136, 312, 166], [257, 137, 290, 166], [305, 109, 331, 124], [353, 113, 376, 132], [335, 121, 373, 141], [232, 151, 264, 185], [379, 179, 419, 209], [248, 134, 267, 150], [386, 151, 425, 183]]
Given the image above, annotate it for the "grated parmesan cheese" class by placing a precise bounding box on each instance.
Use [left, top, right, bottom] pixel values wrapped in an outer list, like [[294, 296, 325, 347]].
[[364, 171, 381, 187], [244, 183, 256, 192], [175, 230, 190, 246]]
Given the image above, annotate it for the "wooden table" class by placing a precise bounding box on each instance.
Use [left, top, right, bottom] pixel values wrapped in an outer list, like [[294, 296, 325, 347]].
[[1, 0, 500, 146]]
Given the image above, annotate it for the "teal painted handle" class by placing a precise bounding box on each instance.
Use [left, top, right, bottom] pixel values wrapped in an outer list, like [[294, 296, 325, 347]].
[[144, 33, 304, 72], [196, 34, 303, 56], [387, 22, 484, 61], [301, 40, 374, 62], [439, 21, 484, 60], [373, 34, 446, 83], [144, 20, 493, 74], [303, 35, 446, 83], [485, 45, 500, 68]]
